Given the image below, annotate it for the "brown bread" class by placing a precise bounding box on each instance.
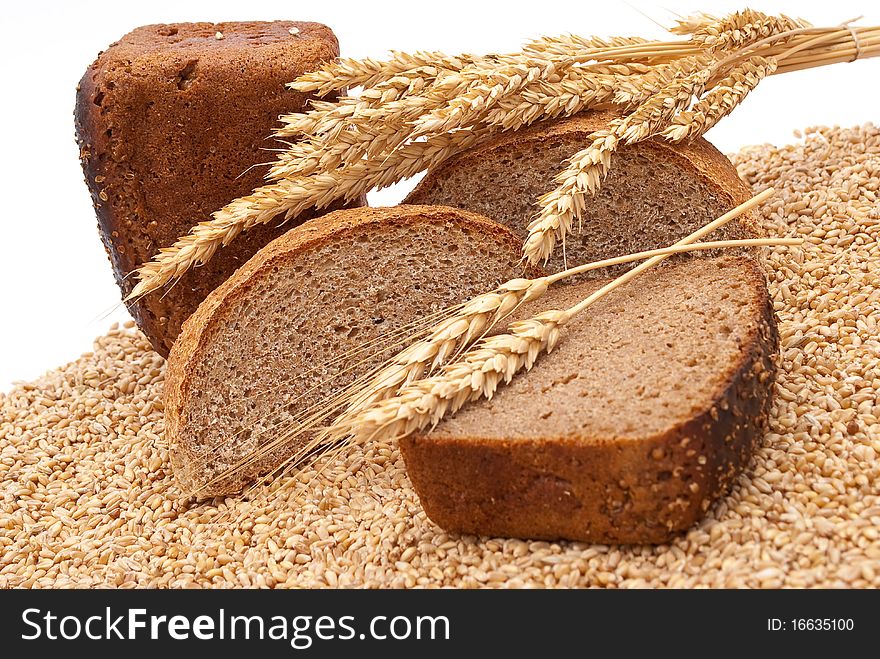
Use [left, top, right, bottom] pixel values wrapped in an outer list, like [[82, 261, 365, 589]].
[[165, 205, 529, 496], [75, 21, 362, 357], [402, 112, 777, 542], [402, 255, 778, 543]]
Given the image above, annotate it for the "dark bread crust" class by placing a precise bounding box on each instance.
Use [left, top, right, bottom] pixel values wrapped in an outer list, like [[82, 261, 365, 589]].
[[165, 205, 529, 496], [406, 108, 764, 240], [75, 21, 360, 358], [401, 258, 779, 544]]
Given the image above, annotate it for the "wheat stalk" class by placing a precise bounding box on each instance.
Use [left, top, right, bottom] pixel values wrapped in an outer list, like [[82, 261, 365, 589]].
[[333, 190, 791, 445], [126, 11, 880, 300]]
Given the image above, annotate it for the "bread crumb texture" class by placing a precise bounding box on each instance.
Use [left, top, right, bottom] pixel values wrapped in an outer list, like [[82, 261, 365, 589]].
[[3, 124, 880, 588]]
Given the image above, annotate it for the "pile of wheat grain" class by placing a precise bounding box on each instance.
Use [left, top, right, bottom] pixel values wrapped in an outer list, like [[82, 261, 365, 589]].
[[2, 124, 879, 588]]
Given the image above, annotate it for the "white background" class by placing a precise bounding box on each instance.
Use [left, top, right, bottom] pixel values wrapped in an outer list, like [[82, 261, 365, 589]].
[[1, 0, 877, 391]]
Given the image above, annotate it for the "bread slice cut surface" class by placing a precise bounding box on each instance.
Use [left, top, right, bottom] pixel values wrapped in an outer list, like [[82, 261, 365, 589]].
[[405, 110, 762, 275], [165, 205, 527, 497]]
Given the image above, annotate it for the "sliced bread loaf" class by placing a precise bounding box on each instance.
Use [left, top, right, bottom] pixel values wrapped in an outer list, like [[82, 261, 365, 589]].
[[165, 205, 528, 497], [400, 255, 778, 543], [405, 110, 762, 274], [75, 22, 362, 357]]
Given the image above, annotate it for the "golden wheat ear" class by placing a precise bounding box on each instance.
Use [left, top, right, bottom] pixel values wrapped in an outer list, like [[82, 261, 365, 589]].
[[126, 12, 878, 299]]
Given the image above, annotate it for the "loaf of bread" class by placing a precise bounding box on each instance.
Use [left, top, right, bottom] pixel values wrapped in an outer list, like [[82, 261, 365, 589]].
[[75, 21, 361, 357], [401, 255, 778, 543], [406, 110, 762, 274], [165, 206, 529, 496]]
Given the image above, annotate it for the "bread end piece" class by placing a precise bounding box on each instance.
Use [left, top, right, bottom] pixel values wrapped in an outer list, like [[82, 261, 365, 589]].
[[74, 21, 359, 357]]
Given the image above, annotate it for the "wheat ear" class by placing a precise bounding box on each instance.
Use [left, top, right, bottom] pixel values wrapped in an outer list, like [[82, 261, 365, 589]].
[[522, 63, 711, 266], [337, 309, 570, 442], [334, 189, 780, 444], [662, 56, 778, 142], [271, 62, 554, 181], [441, 62, 634, 133], [290, 50, 481, 95], [271, 78, 468, 180], [523, 35, 649, 57], [408, 60, 557, 138], [127, 129, 488, 299], [689, 9, 810, 51]]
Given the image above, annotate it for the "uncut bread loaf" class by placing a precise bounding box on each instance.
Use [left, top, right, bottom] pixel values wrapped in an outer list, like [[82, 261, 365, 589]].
[[401, 255, 778, 544], [166, 205, 529, 497], [75, 21, 362, 358], [405, 110, 761, 274]]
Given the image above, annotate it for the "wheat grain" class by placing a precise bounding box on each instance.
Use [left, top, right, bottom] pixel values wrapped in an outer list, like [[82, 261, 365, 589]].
[[2, 126, 877, 589]]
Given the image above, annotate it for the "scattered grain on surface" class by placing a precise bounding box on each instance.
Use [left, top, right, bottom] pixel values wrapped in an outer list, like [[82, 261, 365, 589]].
[[1, 124, 879, 587]]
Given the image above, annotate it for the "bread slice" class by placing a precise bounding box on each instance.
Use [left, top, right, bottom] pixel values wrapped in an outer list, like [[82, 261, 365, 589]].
[[405, 110, 762, 274], [165, 205, 528, 497], [401, 255, 778, 544], [75, 21, 363, 357]]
